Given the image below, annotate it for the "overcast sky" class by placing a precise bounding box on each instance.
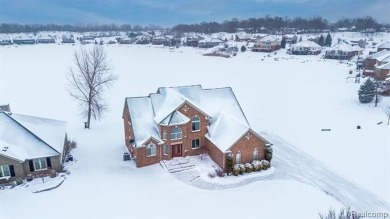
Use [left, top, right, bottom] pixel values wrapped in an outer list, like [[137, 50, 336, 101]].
[[0, 0, 388, 26]]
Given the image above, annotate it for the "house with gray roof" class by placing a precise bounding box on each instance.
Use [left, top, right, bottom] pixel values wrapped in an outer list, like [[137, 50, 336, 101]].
[[122, 85, 271, 170], [0, 111, 67, 184]]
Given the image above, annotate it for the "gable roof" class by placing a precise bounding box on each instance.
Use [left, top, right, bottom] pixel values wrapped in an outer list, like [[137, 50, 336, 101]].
[[327, 41, 360, 52], [0, 112, 66, 161], [292, 41, 321, 48], [124, 85, 264, 151], [378, 42, 390, 49], [366, 50, 390, 61]]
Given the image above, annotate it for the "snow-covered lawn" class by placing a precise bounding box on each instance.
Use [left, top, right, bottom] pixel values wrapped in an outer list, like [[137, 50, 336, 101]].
[[0, 40, 389, 218]]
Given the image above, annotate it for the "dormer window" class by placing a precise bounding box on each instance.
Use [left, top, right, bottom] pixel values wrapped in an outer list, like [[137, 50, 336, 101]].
[[192, 116, 200, 131], [170, 127, 182, 140]]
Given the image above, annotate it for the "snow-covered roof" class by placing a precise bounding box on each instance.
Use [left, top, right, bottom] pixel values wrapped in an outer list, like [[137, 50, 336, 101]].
[[0, 112, 66, 161], [377, 62, 390, 70], [125, 85, 265, 151], [292, 41, 321, 48], [378, 42, 390, 49], [327, 41, 360, 52], [126, 97, 163, 147], [160, 111, 190, 126], [366, 50, 390, 60], [259, 35, 281, 42], [206, 112, 249, 151]]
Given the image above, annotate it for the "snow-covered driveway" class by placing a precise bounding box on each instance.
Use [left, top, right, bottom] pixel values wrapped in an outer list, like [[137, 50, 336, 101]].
[[264, 133, 390, 212]]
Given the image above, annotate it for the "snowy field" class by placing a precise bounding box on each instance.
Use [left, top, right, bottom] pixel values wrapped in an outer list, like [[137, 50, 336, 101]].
[[0, 38, 389, 218]]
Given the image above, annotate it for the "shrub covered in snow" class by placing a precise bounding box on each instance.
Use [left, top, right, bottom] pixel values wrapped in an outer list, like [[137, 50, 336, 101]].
[[261, 160, 270, 170], [238, 164, 246, 175], [215, 167, 225, 177], [265, 144, 273, 162], [50, 170, 57, 178], [232, 164, 240, 176], [208, 172, 216, 178], [26, 174, 33, 182], [245, 163, 253, 173], [319, 206, 361, 219], [251, 160, 262, 171]]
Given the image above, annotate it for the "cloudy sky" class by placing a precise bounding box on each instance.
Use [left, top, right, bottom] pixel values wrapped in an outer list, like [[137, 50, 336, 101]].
[[0, 0, 388, 26]]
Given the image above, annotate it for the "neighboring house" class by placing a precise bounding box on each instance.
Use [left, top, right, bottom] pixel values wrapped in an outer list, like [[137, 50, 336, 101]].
[[0, 111, 67, 184], [198, 38, 224, 48], [122, 85, 271, 171], [186, 36, 203, 47], [0, 37, 12, 46], [377, 42, 390, 52], [151, 36, 168, 45], [283, 34, 297, 45], [13, 36, 36, 45], [118, 37, 135, 44], [36, 36, 56, 44], [375, 62, 390, 80], [62, 35, 75, 44], [324, 41, 362, 60], [252, 35, 281, 52], [363, 50, 390, 76], [235, 33, 252, 42], [289, 41, 322, 55]]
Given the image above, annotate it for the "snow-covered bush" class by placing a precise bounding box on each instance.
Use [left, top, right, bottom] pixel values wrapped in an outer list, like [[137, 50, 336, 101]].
[[208, 171, 216, 178], [265, 145, 273, 162], [16, 178, 23, 185], [251, 160, 262, 171], [238, 164, 246, 175], [26, 174, 33, 182], [319, 207, 360, 219], [261, 160, 270, 170], [49, 170, 57, 178], [215, 167, 225, 177], [245, 163, 253, 173], [232, 164, 240, 176]]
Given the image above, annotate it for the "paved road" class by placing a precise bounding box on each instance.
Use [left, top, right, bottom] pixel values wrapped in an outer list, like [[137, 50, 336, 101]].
[[174, 133, 390, 212]]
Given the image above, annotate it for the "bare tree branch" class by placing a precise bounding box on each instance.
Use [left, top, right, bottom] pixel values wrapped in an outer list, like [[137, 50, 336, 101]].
[[66, 45, 117, 128]]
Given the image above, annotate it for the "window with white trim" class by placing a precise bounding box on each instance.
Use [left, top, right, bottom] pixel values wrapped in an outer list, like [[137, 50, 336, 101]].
[[192, 139, 200, 149], [253, 148, 259, 161], [236, 151, 241, 164], [163, 144, 168, 155], [170, 127, 182, 140], [192, 116, 200, 131], [33, 158, 47, 171], [146, 143, 157, 157], [0, 165, 10, 178], [162, 130, 167, 140]]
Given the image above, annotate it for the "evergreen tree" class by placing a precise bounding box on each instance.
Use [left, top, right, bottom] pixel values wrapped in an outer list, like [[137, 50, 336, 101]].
[[281, 37, 286, 48], [325, 33, 332, 47], [318, 35, 325, 46], [226, 155, 234, 174], [265, 144, 273, 162], [240, 45, 247, 52], [358, 79, 376, 103], [299, 36, 302, 42]]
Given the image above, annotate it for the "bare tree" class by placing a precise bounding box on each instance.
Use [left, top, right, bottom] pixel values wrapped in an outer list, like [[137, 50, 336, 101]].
[[67, 45, 117, 129], [386, 106, 390, 125]]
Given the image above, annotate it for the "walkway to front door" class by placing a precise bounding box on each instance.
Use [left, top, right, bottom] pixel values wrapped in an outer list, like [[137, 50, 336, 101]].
[[172, 144, 182, 157]]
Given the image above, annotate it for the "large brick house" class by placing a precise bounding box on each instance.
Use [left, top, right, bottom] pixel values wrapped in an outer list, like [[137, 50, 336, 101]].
[[252, 35, 281, 52], [122, 85, 271, 170], [324, 41, 362, 60], [363, 50, 390, 78], [0, 111, 67, 184]]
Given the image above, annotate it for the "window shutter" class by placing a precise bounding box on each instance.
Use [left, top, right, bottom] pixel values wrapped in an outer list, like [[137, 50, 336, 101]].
[[46, 157, 52, 169], [10, 165, 15, 177], [29, 160, 34, 172]]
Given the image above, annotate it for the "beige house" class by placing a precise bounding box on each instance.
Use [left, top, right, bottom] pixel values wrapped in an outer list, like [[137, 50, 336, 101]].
[[122, 85, 271, 171], [0, 111, 67, 184]]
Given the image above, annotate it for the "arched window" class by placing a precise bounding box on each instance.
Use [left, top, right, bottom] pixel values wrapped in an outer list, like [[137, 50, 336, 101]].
[[170, 127, 182, 140], [146, 143, 156, 156], [192, 116, 200, 131], [253, 148, 259, 161], [236, 151, 241, 164]]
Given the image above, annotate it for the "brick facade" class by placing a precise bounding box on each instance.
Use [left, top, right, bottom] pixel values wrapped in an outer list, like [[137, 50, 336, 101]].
[[124, 101, 268, 171]]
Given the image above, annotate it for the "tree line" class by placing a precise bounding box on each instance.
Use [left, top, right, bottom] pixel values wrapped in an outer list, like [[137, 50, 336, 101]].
[[172, 16, 387, 33], [0, 23, 162, 34], [0, 15, 387, 34]]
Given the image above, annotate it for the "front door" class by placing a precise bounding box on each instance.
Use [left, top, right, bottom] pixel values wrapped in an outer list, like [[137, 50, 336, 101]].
[[172, 144, 182, 157]]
